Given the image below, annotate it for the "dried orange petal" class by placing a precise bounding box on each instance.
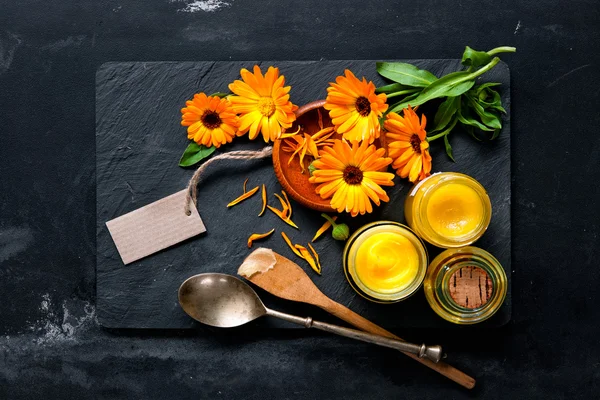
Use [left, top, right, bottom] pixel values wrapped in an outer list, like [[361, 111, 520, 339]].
[[307, 243, 322, 274], [227, 186, 259, 207], [311, 216, 337, 242], [281, 232, 302, 258], [247, 229, 275, 248], [295, 244, 320, 275], [258, 184, 267, 216]]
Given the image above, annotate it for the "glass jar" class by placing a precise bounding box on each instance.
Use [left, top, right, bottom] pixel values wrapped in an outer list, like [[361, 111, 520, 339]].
[[404, 172, 492, 248], [424, 246, 507, 324], [343, 221, 428, 303]]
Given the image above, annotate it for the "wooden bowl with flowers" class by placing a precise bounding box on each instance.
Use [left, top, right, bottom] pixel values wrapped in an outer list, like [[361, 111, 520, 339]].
[[272, 100, 388, 213]]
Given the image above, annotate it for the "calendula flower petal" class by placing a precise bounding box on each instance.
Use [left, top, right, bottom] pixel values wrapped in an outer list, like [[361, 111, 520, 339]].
[[227, 186, 260, 207], [247, 229, 275, 248], [311, 216, 337, 242], [281, 232, 302, 258]]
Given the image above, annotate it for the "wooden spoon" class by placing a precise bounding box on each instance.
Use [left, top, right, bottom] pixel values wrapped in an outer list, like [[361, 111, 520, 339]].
[[238, 248, 476, 390]]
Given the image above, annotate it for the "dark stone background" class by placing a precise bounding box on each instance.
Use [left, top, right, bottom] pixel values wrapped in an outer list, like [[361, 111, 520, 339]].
[[0, 0, 598, 398]]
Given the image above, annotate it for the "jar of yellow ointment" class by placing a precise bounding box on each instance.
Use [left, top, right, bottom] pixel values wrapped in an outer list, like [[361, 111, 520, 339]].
[[405, 172, 492, 248], [343, 222, 428, 303]]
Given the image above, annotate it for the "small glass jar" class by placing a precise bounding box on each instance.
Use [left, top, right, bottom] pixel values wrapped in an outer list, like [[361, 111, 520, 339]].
[[424, 246, 507, 324], [343, 221, 428, 303], [404, 172, 492, 248]]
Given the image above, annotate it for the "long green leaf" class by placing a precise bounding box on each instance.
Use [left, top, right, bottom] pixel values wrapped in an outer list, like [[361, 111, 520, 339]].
[[389, 72, 475, 113], [457, 107, 494, 132], [467, 97, 502, 129], [471, 83, 505, 112], [431, 96, 459, 133], [464, 125, 483, 142], [444, 134, 455, 162], [376, 62, 438, 88], [375, 83, 414, 94], [179, 142, 216, 167], [427, 115, 458, 142], [209, 92, 229, 98], [417, 71, 476, 102], [475, 82, 502, 93], [462, 46, 493, 69], [387, 92, 420, 114]]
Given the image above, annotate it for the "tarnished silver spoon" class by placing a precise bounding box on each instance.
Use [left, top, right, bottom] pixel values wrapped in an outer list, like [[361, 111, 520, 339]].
[[178, 273, 443, 363]]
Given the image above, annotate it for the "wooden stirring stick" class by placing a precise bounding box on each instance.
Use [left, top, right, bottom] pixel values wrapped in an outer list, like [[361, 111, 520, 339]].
[[238, 248, 476, 390]]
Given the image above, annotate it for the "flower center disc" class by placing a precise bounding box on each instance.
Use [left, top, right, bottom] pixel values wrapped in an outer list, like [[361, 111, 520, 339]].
[[343, 166, 363, 185], [201, 110, 222, 129], [354, 96, 371, 117], [410, 134, 422, 154], [258, 97, 276, 117]]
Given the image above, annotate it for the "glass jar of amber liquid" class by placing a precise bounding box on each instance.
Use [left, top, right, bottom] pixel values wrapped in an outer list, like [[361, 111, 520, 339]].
[[424, 246, 507, 324], [405, 172, 492, 248]]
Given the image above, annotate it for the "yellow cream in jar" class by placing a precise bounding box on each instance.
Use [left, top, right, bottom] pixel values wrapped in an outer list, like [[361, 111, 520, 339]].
[[354, 231, 419, 293], [343, 222, 428, 303], [405, 172, 491, 248], [425, 183, 485, 239]]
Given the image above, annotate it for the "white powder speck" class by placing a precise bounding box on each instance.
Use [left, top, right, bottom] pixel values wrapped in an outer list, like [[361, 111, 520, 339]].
[[30, 294, 97, 346], [172, 0, 231, 13], [514, 20, 521, 35]]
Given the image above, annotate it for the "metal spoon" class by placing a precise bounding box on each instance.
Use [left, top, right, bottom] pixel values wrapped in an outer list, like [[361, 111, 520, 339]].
[[178, 273, 443, 363]]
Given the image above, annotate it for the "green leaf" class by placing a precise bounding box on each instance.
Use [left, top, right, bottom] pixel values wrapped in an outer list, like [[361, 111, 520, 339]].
[[475, 82, 502, 93], [462, 46, 493, 69], [385, 88, 421, 99], [209, 92, 230, 98], [427, 115, 458, 142], [491, 129, 502, 140], [444, 133, 455, 162], [179, 142, 216, 167], [470, 83, 505, 113], [489, 103, 507, 114], [457, 107, 495, 132], [467, 97, 502, 129], [387, 92, 420, 114], [389, 71, 475, 113], [431, 96, 460, 133], [376, 62, 438, 88], [376, 83, 413, 94], [464, 125, 483, 142]]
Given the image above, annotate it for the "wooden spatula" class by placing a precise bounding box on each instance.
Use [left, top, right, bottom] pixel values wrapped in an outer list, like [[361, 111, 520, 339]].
[[238, 248, 476, 389]]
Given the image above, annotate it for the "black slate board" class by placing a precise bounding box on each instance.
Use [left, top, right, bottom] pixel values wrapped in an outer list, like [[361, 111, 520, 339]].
[[96, 60, 511, 329]]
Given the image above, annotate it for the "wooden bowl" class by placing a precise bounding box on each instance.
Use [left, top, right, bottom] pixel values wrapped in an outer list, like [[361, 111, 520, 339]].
[[272, 100, 386, 212]]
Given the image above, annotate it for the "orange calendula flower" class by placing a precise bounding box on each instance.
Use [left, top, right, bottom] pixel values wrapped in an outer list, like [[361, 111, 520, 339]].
[[181, 93, 239, 148], [385, 106, 432, 183], [228, 65, 298, 142], [309, 139, 395, 217], [324, 69, 388, 143]]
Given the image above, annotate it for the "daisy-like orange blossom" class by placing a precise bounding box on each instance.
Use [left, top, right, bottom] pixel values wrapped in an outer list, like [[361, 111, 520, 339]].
[[324, 69, 388, 143], [384, 106, 432, 183], [181, 93, 239, 148], [309, 139, 395, 217], [228, 65, 298, 142]]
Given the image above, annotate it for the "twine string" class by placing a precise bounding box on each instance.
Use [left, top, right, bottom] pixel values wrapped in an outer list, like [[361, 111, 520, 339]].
[[184, 146, 273, 215]]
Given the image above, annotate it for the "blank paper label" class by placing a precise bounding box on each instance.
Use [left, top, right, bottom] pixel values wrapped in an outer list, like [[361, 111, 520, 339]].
[[106, 190, 206, 265]]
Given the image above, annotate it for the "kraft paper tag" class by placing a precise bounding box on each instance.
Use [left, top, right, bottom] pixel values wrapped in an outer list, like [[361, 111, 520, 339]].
[[106, 190, 206, 264]]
